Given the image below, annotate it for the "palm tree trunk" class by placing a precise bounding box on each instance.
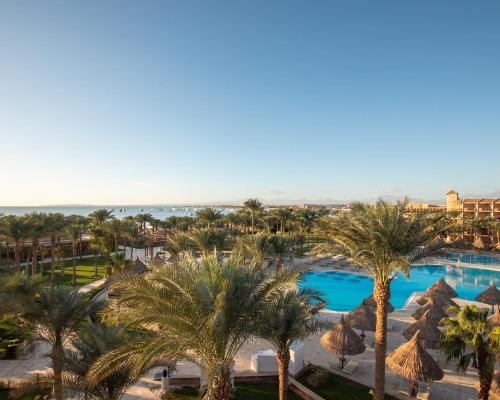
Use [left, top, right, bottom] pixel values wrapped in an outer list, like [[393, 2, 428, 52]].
[[373, 279, 390, 400], [94, 252, 98, 277], [52, 346, 63, 400], [31, 239, 38, 275], [209, 365, 232, 400], [251, 213, 255, 234], [14, 245, 21, 272], [477, 347, 493, 400], [72, 243, 77, 285], [277, 350, 290, 400], [51, 236, 56, 289]]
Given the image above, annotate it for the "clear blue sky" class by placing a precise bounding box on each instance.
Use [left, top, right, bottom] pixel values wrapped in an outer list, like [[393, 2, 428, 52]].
[[1, 1, 499, 205]]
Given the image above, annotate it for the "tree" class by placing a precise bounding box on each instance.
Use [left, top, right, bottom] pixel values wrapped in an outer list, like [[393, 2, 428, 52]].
[[196, 207, 223, 228], [64, 222, 84, 285], [43, 213, 67, 288], [272, 208, 292, 234], [243, 199, 263, 234], [23, 288, 88, 400], [315, 199, 445, 400], [258, 288, 327, 400], [189, 228, 227, 257], [89, 254, 300, 400], [134, 213, 153, 234], [0, 272, 42, 324], [269, 234, 295, 272], [26, 212, 47, 275], [89, 209, 114, 228], [105, 218, 128, 253], [0, 215, 30, 271], [236, 233, 271, 267], [440, 305, 500, 400], [63, 323, 136, 400]]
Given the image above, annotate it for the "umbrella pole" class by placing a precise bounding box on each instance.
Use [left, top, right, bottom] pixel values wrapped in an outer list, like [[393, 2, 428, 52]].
[[410, 380, 418, 397], [360, 330, 366, 342], [340, 353, 346, 369]]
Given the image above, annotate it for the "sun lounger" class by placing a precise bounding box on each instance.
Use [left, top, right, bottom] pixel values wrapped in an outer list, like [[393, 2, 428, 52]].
[[342, 360, 359, 375], [417, 388, 430, 400]]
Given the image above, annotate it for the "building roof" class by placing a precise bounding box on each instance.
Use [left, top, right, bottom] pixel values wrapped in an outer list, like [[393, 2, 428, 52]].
[[447, 190, 458, 195]]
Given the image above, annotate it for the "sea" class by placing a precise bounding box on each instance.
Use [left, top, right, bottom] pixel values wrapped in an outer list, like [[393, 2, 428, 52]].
[[0, 206, 238, 220]]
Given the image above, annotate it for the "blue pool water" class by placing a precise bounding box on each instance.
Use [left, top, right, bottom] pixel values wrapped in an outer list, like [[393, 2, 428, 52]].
[[302, 264, 500, 311]]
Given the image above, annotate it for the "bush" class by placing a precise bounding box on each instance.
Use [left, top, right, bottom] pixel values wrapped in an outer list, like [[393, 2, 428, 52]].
[[307, 367, 329, 388]]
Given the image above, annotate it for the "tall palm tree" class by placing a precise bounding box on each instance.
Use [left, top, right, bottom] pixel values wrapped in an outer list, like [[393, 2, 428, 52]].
[[315, 199, 445, 400], [0, 272, 42, 324], [163, 232, 193, 260], [63, 323, 136, 400], [440, 305, 500, 400], [64, 222, 84, 285], [270, 234, 295, 272], [189, 228, 227, 257], [26, 212, 47, 275], [89, 209, 114, 227], [236, 233, 271, 267], [0, 215, 30, 271], [243, 198, 263, 234], [258, 288, 327, 400], [196, 207, 223, 228], [22, 288, 88, 400], [89, 254, 299, 400], [272, 208, 292, 234], [134, 213, 153, 234], [44, 213, 67, 288], [105, 218, 128, 253]]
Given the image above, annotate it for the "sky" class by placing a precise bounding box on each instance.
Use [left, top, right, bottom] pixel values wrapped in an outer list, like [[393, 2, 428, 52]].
[[1, 0, 499, 206]]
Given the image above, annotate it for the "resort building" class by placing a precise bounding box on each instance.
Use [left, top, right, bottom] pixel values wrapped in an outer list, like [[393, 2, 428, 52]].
[[446, 190, 500, 219]]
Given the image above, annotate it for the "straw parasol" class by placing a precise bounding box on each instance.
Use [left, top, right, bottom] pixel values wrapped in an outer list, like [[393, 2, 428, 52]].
[[402, 310, 442, 349], [387, 330, 444, 396], [473, 237, 486, 250], [412, 297, 448, 324], [320, 315, 365, 368], [133, 257, 147, 274], [427, 278, 458, 298], [476, 283, 500, 312], [363, 294, 395, 313], [345, 300, 377, 341], [488, 305, 500, 328], [416, 290, 458, 309]]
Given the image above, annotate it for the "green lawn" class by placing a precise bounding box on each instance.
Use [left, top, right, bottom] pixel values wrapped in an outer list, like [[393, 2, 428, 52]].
[[298, 367, 397, 400], [171, 382, 301, 400], [42, 256, 109, 288]]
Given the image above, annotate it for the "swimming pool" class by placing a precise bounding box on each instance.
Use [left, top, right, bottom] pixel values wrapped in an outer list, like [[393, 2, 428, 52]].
[[302, 264, 500, 311]]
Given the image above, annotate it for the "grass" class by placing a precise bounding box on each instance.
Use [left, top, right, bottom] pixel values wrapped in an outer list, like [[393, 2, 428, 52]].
[[171, 382, 301, 399], [298, 366, 397, 400]]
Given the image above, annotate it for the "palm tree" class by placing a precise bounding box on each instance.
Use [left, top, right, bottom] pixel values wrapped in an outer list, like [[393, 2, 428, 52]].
[[0, 215, 30, 271], [196, 207, 223, 228], [270, 234, 295, 272], [258, 288, 327, 400], [316, 199, 445, 400], [89, 254, 300, 400], [105, 218, 128, 253], [23, 288, 88, 400], [163, 232, 193, 260], [89, 209, 114, 227], [62, 322, 137, 400], [44, 213, 67, 288], [189, 228, 227, 257], [464, 217, 485, 242], [107, 252, 132, 274], [26, 212, 47, 275], [236, 233, 271, 266], [440, 305, 500, 400], [272, 208, 292, 234], [134, 213, 153, 234], [0, 272, 42, 324], [243, 198, 263, 234], [64, 222, 84, 285]]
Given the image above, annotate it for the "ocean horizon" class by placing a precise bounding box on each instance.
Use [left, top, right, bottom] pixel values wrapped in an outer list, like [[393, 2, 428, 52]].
[[0, 205, 238, 219]]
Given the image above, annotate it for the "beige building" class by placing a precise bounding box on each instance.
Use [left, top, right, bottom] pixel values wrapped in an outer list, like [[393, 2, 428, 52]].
[[446, 190, 500, 219]]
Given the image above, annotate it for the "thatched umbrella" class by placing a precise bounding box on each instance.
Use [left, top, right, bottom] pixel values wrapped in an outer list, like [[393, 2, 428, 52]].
[[488, 305, 500, 328], [345, 300, 376, 341], [387, 330, 444, 396], [363, 294, 395, 313], [416, 290, 458, 309], [134, 257, 147, 274], [473, 237, 486, 250], [402, 310, 442, 349], [476, 283, 500, 312], [428, 278, 458, 298], [320, 315, 365, 369], [412, 298, 448, 325]]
